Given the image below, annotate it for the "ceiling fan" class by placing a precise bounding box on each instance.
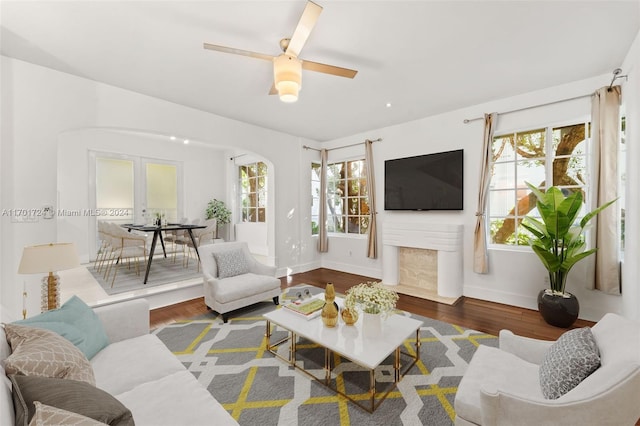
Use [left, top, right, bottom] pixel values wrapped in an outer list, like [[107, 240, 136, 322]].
[[203, 1, 358, 103]]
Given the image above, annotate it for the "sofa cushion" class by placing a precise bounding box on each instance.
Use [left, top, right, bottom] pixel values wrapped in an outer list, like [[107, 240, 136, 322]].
[[213, 249, 249, 278], [539, 327, 601, 399], [10, 375, 133, 426], [3, 323, 95, 385], [212, 272, 281, 304], [13, 295, 109, 360], [115, 370, 238, 426], [29, 402, 108, 426], [91, 333, 185, 395]]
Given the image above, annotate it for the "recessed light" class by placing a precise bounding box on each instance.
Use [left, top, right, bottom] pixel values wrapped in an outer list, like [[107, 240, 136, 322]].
[[183, 139, 189, 144], [170, 136, 176, 141], [386, 102, 392, 108]]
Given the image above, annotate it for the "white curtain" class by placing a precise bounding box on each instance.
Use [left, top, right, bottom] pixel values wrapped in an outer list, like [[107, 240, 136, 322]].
[[473, 113, 497, 274], [318, 149, 328, 253], [591, 86, 621, 294], [364, 140, 377, 259]]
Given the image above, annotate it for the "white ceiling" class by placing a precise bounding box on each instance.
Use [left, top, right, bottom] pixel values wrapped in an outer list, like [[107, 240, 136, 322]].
[[1, 1, 638, 142]]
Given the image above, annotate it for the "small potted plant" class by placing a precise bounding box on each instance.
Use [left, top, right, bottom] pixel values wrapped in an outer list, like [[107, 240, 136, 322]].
[[205, 199, 231, 239], [344, 282, 399, 331], [521, 182, 616, 328]]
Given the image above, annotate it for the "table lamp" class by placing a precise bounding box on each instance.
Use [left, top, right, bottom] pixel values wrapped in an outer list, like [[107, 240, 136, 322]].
[[18, 242, 80, 312]]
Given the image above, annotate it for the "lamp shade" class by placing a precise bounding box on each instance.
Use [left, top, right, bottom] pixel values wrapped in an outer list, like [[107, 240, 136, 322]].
[[18, 243, 80, 274], [273, 54, 302, 103]]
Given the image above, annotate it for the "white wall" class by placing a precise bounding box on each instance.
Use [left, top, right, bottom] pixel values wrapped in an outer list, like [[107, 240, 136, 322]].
[[316, 67, 639, 322], [0, 56, 312, 320], [620, 29, 640, 321]]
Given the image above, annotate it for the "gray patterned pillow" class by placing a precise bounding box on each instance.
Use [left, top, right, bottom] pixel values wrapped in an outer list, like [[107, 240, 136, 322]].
[[539, 327, 601, 399], [213, 249, 250, 278]]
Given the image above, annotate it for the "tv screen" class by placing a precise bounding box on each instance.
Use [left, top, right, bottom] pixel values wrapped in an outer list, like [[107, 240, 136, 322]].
[[384, 149, 463, 211]]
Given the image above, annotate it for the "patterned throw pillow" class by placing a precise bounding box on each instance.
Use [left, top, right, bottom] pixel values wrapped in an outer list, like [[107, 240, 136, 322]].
[[3, 323, 95, 385], [213, 249, 250, 278], [29, 402, 107, 426], [539, 327, 601, 399]]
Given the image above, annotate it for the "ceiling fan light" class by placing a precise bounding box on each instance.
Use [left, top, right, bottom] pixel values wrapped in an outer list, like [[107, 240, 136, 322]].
[[274, 54, 302, 102]]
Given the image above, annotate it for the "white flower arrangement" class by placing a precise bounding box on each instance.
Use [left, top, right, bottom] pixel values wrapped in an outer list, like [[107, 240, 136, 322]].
[[344, 281, 399, 315]]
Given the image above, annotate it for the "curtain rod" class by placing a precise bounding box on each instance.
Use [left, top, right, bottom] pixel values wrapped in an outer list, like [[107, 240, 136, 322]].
[[462, 92, 594, 124], [303, 138, 382, 152]]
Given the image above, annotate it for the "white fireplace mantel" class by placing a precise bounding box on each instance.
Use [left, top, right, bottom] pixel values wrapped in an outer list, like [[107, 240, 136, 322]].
[[382, 222, 464, 300]]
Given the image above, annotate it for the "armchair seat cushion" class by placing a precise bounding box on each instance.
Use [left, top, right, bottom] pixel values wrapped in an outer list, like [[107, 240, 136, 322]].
[[213, 273, 281, 304], [455, 345, 543, 424]]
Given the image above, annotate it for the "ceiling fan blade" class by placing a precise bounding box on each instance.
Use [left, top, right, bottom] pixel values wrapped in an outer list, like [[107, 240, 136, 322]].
[[285, 1, 323, 57], [203, 43, 274, 62], [302, 60, 358, 79], [268, 83, 278, 95]]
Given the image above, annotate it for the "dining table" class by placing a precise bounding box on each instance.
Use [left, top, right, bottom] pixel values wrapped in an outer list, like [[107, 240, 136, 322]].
[[122, 223, 206, 284]]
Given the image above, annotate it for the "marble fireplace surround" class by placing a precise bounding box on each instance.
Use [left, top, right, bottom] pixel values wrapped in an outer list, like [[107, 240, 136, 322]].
[[382, 222, 463, 304]]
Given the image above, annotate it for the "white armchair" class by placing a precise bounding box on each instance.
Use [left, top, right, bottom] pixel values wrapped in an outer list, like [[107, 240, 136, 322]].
[[454, 313, 640, 425], [200, 242, 281, 323]]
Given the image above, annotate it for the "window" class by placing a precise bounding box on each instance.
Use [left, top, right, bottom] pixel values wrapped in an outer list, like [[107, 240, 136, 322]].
[[239, 162, 267, 222], [311, 163, 321, 235], [489, 122, 590, 245], [312, 159, 370, 235], [620, 116, 626, 255]]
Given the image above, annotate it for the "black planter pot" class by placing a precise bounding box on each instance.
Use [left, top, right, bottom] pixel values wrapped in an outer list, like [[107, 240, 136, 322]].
[[537, 289, 579, 328]]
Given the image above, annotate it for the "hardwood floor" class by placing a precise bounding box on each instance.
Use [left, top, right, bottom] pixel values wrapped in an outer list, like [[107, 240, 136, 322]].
[[150, 268, 594, 340]]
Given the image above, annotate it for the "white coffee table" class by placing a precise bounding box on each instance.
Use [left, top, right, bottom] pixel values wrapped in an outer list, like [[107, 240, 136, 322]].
[[263, 297, 423, 412]]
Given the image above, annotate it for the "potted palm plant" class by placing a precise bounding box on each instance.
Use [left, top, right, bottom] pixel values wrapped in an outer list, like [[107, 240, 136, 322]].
[[521, 182, 616, 328]]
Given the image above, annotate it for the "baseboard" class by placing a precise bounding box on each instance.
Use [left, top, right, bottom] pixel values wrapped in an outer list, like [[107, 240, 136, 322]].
[[463, 284, 538, 311], [319, 260, 382, 281], [277, 260, 321, 278]]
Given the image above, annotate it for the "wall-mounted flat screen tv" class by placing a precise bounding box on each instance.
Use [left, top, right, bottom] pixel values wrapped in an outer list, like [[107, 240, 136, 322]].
[[384, 149, 463, 211]]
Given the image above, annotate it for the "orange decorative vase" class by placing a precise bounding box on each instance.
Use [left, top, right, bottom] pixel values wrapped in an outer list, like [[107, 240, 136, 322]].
[[321, 283, 339, 328]]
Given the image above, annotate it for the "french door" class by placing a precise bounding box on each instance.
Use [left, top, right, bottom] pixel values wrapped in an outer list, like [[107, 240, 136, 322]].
[[90, 151, 182, 254]]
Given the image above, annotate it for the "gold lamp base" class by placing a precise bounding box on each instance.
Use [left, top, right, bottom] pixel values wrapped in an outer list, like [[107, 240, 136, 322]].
[[41, 272, 60, 312]]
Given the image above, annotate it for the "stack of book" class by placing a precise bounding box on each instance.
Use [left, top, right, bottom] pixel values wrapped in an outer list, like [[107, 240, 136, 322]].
[[283, 297, 325, 320]]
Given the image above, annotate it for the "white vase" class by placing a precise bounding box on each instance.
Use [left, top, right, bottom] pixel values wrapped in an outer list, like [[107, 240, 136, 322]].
[[362, 312, 383, 337]]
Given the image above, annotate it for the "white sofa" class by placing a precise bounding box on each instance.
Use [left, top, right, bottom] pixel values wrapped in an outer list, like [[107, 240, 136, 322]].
[[201, 242, 281, 322], [1, 299, 238, 426], [454, 313, 640, 425]]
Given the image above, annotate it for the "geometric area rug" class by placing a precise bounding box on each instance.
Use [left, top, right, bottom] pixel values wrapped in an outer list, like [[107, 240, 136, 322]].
[[153, 284, 498, 426]]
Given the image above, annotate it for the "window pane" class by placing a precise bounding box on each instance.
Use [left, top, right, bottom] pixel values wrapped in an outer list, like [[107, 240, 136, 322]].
[[347, 160, 362, 179], [553, 155, 586, 186], [347, 179, 359, 196], [311, 216, 319, 235], [516, 159, 545, 189], [516, 128, 545, 160], [360, 216, 369, 234], [515, 188, 537, 217], [146, 163, 178, 221], [348, 197, 359, 215], [258, 189, 266, 208], [258, 208, 265, 222], [360, 198, 370, 215], [489, 190, 515, 217], [258, 176, 266, 190], [257, 162, 267, 176], [347, 217, 359, 234], [96, 158, 134, 222], [492, 135, 515, 162], [490, 162, 515, 190], [248, 163, 257, 175]]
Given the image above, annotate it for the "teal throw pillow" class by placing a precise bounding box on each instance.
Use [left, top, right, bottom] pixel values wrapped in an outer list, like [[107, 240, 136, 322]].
[[13, 295, 109, 359]]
